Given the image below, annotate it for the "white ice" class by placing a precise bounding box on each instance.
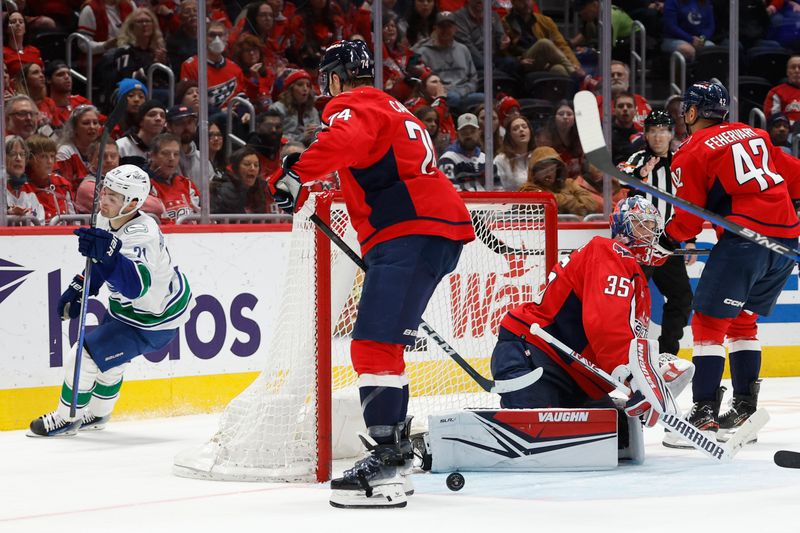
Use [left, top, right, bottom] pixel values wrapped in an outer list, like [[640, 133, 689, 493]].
[[2, 377, 799, 533]]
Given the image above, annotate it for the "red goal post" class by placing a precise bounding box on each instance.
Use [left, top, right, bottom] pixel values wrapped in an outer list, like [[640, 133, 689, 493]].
[[173, 191, 558, 483]]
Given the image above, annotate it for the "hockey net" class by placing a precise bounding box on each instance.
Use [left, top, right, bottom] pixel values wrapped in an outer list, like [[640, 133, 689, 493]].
[[173, 192, 557, 482]]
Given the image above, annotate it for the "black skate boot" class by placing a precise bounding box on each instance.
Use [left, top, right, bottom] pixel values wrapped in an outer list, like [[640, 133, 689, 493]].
[[398, 417, 415, 496], [27, 411, 81, 438], [79, 410, 111, 431], [330, 424, 409, 509], [663, 386, 725, 449], [718, 380, 761, 444]]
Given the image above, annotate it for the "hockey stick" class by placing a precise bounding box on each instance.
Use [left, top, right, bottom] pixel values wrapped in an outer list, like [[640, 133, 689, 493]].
[[70, 97, 129, 418], [308, 213, 543, 394], [775, 450, 800, 468], [529, 323, 769, 462], [573, 90, 800, 262]]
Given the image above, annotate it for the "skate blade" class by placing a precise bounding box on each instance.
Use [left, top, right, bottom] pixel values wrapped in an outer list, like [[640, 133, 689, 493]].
[[662, 429, 718, 449], [79, 423, 107, 432], [716, 429, 757, 444], [25, 428, 78, 438], [330, 484, 407, 509]]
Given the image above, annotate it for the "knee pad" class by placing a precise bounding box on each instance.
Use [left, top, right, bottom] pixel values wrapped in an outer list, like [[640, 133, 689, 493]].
[[691, 312, 732, 346], [351, 339, 405, 376], [726, 310, 759, 342]]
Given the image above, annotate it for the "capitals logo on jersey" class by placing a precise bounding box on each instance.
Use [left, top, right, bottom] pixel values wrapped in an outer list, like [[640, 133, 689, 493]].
[[208, 78, 238, 108]]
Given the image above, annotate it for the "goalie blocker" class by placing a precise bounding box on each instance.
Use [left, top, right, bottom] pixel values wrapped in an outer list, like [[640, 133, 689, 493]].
[[422, 407, 645, 472]]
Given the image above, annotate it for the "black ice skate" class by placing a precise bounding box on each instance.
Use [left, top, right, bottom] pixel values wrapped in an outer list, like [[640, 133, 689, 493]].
[[79, 410, 111, 432], [663, 387, 725, 449], [718, 380, 761, 444], [27, 411, 81, 438], [330, 429, 409, 509]]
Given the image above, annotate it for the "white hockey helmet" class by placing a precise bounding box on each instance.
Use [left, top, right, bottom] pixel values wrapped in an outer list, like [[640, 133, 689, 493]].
[[102, 164, 151, 217]]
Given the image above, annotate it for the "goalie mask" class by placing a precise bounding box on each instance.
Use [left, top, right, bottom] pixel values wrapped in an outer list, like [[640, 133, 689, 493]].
[[610, 196, 664, 265], [102, 164, 151, 220]]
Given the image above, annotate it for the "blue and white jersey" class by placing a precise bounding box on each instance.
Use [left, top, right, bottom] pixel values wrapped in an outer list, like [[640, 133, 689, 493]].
[[97, 212, 193, 330]]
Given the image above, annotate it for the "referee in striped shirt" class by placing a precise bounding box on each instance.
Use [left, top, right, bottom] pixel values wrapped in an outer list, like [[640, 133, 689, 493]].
[[619, 110, 695, 357]]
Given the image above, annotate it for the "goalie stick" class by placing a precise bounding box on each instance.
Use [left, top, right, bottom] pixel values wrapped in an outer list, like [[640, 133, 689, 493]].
[[70, 97, 129, 418], [307, 211, 543, 395], [774, 450, 800, 468], [529, 323, 769, 462], [573, 90, 800, 262]]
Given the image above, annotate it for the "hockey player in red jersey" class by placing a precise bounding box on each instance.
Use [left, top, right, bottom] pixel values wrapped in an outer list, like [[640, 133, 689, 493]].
[[658, 81, 800, 447], [491, 197, 686, 427], [267, 40, 474, 509]]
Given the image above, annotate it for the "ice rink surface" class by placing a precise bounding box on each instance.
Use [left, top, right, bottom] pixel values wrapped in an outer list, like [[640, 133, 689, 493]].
[[2, 377, 799, 533]]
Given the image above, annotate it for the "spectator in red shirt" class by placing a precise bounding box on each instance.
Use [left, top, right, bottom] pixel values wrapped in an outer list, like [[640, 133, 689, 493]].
[[286, 0, 345, 69], [74, 137, 121, 213], [2, 10, 43, 78], [14, 63, 59, 135], [764, 54, 800, 125], [180, 21, 247, 111], [3, 63, 14, 102], [56, 104, 102, 195], [381, 12, 420, 102], [146, 132, 201, 224], [404, 68, 457, 144], [26, 134, 76, 224], [233, 0, 291, 58], [165, 0, 199, 73], [231, 33, 277, 111], [596, 60, 652, 131], [46, 61, 92, 131]]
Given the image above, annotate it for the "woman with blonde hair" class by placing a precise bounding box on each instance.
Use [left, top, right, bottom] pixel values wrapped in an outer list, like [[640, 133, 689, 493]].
[[56, 105, 102, 195], [103, 8, 167, 102]]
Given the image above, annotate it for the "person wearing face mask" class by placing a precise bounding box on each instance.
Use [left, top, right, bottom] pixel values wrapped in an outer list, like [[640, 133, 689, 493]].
[[145, 132, 201, 224], [4, 135, 45, 225], [246, 109, 287, 177], [180, 21, 247, 111]]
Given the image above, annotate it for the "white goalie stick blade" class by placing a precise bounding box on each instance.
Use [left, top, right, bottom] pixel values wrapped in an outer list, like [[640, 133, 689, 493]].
[[573, 90, 800, 262], [724, 408, 770, 457]]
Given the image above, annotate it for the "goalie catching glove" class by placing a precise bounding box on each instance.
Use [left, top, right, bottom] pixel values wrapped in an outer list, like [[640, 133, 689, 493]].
[[613, 338, 679, 427], [267, 151, 308, 214]]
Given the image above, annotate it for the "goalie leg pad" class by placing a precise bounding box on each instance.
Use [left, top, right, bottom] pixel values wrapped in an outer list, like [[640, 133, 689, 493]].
[[428, 409, 619, 472]]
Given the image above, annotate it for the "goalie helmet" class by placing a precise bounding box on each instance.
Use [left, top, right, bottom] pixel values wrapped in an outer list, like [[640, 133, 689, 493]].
[[103, 164, 151, 217], [318, 40, 374, 96], [610, 196, 664, 265], [681, 81, 729, 121]]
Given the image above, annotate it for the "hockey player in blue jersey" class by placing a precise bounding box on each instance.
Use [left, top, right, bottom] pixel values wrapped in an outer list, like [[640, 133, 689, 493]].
[[28, 164, 193, 437]]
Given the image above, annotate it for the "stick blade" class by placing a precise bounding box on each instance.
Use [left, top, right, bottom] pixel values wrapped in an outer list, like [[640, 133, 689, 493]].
[[574, 90, 607, 154], [774, 450, 800, 469], [489, 367, 543, 394], [725, 408, 770, 458]]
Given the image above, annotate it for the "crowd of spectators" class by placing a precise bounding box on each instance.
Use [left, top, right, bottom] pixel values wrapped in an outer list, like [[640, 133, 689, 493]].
[[5, 0, 800, 225]]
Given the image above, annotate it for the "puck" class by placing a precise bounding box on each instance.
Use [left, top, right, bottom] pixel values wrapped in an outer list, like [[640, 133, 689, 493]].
[[446, 472, 465, 491], [774, 450, 800, 469]]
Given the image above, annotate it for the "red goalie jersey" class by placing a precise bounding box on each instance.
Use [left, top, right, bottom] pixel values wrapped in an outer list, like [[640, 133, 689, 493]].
[[292, 86, 475, 254], [666, 122, 800, 242], [500, 236, 651, 399]]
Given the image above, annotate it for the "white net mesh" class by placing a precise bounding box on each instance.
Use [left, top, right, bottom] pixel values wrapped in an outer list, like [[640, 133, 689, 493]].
[[173, 193, 555, 482]]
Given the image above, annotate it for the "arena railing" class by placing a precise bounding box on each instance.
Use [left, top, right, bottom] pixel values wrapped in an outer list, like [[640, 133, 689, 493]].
[[630, 20, 646, 100], [175, 213, 292, 224], [66, 33, 93, 102], [749, 108, 766, 130], [670, 51, 686, 96], [147, 63, 176, 108], [225, 96, 257, 161]]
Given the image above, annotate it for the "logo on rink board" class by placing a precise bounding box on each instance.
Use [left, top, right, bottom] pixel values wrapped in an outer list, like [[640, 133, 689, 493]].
[[45, 269, 261, 369], [0, 258, 34, 306]]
